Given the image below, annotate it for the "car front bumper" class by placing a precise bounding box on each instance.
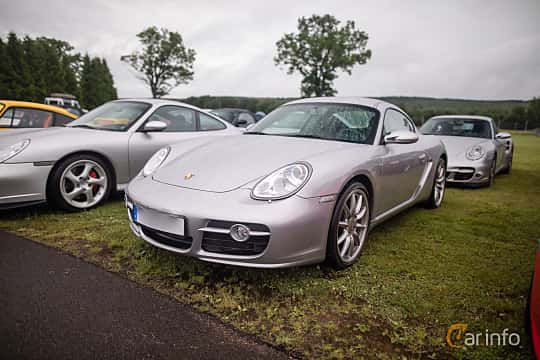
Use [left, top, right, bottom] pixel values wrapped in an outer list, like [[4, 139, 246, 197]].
[[446, 160, 491, 185], [125, 177, 336, 268], [0, 162, 52, 208]]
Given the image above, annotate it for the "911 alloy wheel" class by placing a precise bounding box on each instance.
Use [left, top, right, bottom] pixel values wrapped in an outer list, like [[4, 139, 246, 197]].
[[327, 182, 370, 269], [48, 154, 112, 211], [425, 158, 446, 209]]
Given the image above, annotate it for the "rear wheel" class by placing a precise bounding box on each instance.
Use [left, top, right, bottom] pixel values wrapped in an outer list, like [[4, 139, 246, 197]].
[[425, 158, 446, 209], [47, 154, 112, 211], [326, 182, 370, 270], [501, 151, 513, 174]]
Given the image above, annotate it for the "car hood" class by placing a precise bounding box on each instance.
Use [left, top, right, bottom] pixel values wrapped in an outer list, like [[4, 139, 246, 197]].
[[0, 127, 126, 163], [432, 136, 491, 157], [153, 134, 360, 192]]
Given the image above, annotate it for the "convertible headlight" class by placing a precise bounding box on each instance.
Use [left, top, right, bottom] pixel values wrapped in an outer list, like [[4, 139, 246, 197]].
[[0, 139, 30, 163], [251, 163, 312, 200], [143, 147, 170, 177], [466, 145, 486, 160]]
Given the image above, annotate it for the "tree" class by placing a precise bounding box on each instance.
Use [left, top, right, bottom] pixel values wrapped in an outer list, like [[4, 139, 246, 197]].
[[121, 26, 196, 98], [275, 14, 371, 97], [80, 54, 118, 109]]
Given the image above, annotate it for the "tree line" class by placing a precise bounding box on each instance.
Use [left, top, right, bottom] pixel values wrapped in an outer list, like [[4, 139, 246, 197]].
[[181, 95, 540, 131], [0, 32, 117, 109]]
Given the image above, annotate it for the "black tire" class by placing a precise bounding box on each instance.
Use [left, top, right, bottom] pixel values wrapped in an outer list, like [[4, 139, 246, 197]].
[[47, 153, 113, 211], [326, 182, 370, 270], [484, 159, 496, 187], [500, 151, 513, 175], [424, 157, 446, 209]]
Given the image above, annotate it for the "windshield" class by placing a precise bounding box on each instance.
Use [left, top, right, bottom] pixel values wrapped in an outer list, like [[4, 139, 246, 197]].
[[246, 103, 379, 144], [67, 101, 150, 131], [420, 117, 492, 139]]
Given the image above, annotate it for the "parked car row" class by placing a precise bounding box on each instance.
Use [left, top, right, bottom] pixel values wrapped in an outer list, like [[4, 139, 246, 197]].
[[0, 96, 513, 269]]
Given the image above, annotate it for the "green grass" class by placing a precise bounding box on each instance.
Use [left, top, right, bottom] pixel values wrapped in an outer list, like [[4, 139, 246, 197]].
[[2, 134, 539, 359]]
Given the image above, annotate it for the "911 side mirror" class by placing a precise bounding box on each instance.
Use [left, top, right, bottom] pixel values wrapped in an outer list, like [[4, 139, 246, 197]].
[[384, 131, 419, 144], [496, 132, 511, 140], [142, 120, 167, 132]]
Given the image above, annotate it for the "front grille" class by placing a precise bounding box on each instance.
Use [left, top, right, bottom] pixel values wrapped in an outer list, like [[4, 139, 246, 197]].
[[139, 224, 192, 250], [201, 220, 270, 256], [447, 167, 475, 181]]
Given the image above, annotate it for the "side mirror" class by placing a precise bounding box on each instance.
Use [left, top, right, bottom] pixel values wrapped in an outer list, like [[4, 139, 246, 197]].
[[384, 131, 419, 144], [496, 132, 511, 140], [142, 120, 167, 132], [235, 119, 248, 127]]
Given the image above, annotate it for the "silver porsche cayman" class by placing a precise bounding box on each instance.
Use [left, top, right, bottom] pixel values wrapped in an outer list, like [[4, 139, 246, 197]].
[[420, 115, 513, 186], [0, 99, 240, 210], [125, 97, 447, 269]]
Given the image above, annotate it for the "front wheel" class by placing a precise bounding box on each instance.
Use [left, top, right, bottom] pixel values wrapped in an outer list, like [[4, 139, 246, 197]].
[[424, 158, 446, 209], [47, 154, 112, 211], [326, 182, 370, 270]]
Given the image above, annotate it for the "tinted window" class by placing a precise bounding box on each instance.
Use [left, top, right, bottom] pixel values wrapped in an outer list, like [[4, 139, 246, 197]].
[[383, 109, 413, 135], [0, 108, 14, 128], [10, 108, 54, 128], [211, 110, 234, 123], [147, 106, 196, 132], [54, 114, 75, 126], [248, 103, 379, 144], [420, 118, 492, 139], [199, 112, 226, 130], [68, 101, 150, 131]]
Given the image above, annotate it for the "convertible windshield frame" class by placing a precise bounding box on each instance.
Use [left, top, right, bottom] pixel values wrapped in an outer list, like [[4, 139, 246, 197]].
[[66, 101, 152, 132], [246, 102, 381, 145], [420, 117, 493, 140]]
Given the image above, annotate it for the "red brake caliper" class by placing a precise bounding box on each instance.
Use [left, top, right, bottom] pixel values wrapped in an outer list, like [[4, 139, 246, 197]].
[[89, 170, 98, 192]]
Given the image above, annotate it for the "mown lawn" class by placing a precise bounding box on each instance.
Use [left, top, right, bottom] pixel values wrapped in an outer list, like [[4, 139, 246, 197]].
[[1, 133, 539, 359]]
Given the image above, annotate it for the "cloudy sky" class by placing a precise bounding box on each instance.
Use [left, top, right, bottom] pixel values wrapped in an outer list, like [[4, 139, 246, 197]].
[[1, 0, 539, 100]]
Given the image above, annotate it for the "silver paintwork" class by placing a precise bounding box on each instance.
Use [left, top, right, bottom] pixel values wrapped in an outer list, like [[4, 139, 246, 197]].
[[126, 97, 447, 268], [422, 115, 513, 185], [0, 99, 240, 208]]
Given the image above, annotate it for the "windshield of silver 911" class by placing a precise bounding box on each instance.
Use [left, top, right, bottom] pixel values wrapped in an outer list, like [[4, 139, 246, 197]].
[[67, 101, 151, 131], [420, 117, 492, 139], [245, 103, 379, 144]]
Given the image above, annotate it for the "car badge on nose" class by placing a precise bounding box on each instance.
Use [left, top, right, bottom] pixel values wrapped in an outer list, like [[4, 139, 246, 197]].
[[184, 172, 194, 180]]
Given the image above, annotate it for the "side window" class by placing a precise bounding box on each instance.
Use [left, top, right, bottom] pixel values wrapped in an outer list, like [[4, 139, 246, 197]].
[[147, 106, 196, 132], [54, 114, 75, 126], [0, 108, 14, 128], [11, 108, 54, 128], [383, 109, 413, 135], [199, 112, 226, 131]]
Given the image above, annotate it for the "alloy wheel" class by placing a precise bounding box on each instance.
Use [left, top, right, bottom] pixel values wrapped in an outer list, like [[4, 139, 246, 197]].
[[60, 160, 108, 209], [433, 161, 446, 207], [336, 189, 369, 263]]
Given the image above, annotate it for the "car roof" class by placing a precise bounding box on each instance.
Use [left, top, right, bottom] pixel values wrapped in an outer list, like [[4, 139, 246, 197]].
[[115, 98, 204, 110], [284, 97, 401, 112], [428, 115, 493, 121], [212, 108, 251, 112], [0, 100, 78, 118]]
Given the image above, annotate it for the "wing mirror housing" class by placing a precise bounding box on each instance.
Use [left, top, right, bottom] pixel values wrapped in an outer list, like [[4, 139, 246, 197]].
[[142, 120, 167, 132], [496, 132, 511, 140], [384, 131, 419, 144]]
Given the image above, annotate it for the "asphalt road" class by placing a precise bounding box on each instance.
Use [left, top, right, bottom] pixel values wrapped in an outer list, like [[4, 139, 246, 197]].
[[0, 231, 287, 360]]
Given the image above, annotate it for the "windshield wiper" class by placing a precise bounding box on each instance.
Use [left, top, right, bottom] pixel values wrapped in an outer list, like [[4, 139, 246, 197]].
[[69, 124, 97, 130], [243, 131, 270, 135]]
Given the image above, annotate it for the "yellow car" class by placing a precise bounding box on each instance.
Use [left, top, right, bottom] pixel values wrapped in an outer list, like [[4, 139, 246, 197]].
[[0, 100, 78, 130]]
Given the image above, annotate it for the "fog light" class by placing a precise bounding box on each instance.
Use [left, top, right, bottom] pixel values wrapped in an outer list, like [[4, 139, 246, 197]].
[[230, 224, 250, 242]]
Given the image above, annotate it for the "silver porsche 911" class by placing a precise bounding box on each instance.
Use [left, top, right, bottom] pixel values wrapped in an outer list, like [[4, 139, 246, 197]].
[[125, 97, 447, 269], [0, 99, 240, 210], [420, 115, 513, 186]]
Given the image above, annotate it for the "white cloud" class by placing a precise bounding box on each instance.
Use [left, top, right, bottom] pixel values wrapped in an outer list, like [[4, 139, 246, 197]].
[[1, 0, 539, 99]]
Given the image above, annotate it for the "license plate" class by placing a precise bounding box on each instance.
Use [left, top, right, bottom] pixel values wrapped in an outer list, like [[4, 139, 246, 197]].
[[134, 204, 185, 236]]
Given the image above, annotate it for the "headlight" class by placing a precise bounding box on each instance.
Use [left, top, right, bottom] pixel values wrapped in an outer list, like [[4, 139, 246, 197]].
[[466, 145, 486, 160], [251, 163, 312, 200], [142, 147, 170, 177], [0, 139, 31, 163]]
